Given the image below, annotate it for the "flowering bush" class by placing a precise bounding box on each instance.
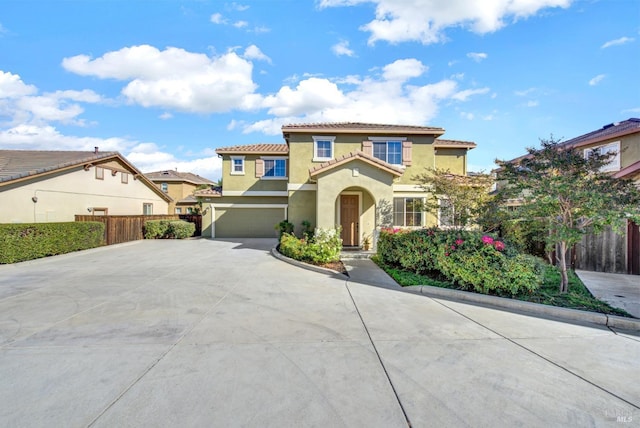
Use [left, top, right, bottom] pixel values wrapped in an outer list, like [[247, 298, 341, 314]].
[[279, 227, 342, 265], [377, 228, 543, 296]]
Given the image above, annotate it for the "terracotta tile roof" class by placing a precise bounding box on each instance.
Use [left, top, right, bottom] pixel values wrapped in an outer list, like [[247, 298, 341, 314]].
[[145, 170, 215, 185], [193, 186, 222, 197], [309, 151, 404, 178], [614, 160, 640, 180], [559, 118, 640, 149], [282, 122, 445, 135], [0, 149, 119, 183], [434, 139, 477, 149], [215, 144, 288, 155]]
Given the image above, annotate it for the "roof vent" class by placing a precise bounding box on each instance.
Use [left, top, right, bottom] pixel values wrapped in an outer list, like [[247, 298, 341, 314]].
[[94, 146, 99, 154]]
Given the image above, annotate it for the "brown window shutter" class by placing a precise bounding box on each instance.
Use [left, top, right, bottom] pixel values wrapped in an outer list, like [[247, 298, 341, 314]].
[[255, 159, 264, 177], [362, 140, 373, 156], [402, 141, 412, 166]]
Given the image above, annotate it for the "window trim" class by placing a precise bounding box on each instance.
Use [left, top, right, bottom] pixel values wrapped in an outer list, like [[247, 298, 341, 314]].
[[313, 136, 335, 162], [160, 182, 168, 193], [95, 166, 104, 180], [260, 156, 288, 180], [121, 172, 129, 184], [230, 156, 245, 175], [393, 197, 423, 227], [143, 203, 153, 215], [369, 136, 406, 166], [583, 141, 621, 172]]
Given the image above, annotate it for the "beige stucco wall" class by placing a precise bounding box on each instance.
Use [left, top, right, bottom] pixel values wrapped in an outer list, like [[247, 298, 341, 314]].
[[434, 148, 468, 174], [580, 133, 640, 170], [287, 190, 317, 235], [221, 154, 288, 192], [313, 160, 395, 232], [0, 166, 169, 223], [287, 132, 459, 185]]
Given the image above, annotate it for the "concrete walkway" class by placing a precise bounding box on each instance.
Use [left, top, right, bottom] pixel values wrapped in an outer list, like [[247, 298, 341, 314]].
[[576, 270, 640, 318], [0, 239, 638, 427]]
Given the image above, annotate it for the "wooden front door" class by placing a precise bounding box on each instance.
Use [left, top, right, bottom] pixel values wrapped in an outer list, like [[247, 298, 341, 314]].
[[340, 195, 359, 246]]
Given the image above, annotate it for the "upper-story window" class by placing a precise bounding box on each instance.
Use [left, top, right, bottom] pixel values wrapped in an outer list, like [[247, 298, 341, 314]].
[[584, 141, 620, 172], [264, 158, 287, 178], [231, 156, 245, 175], [313, 136, 335, 161], [364, 137, 410, 166], [161, 182, 168, 192]]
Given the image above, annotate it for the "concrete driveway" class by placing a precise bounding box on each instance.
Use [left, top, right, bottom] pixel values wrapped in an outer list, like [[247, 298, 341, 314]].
[[0, 238, 638, 427]]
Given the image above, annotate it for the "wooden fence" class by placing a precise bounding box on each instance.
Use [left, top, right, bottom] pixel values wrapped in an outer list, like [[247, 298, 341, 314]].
[[75, 214, 202, 245], [570, 220, 640, 275]]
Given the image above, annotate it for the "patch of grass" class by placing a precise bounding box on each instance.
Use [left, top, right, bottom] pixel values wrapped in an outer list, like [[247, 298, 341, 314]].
[[373, 256, 633, 318]]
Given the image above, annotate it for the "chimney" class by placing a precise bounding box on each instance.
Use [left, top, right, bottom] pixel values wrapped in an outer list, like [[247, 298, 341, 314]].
[[94, 147, 99, 154]]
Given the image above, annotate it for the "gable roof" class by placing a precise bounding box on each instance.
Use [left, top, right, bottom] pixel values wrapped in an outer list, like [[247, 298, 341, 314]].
[[0, 149, 171, 202], [282, 122, 446, 136], [434, 139, 477, 149], [216, 144, 288, 155], [309, 151, 404, 179], [558, 118, 640, 149], [614, 160, 640, 180], [145, 170, 215, 185]]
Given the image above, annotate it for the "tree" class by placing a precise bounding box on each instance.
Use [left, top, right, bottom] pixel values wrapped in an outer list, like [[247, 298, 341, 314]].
[[414, 168, 495, 230], [496, 137, 640, 293]]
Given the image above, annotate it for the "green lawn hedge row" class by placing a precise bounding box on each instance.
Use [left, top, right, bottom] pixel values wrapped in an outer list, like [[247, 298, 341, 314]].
[[144, 220, 195, 239], [0, 222, 105, 264]]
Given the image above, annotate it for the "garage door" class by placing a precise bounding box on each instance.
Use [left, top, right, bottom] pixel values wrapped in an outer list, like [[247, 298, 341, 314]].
[[214, 207, 285, 238]]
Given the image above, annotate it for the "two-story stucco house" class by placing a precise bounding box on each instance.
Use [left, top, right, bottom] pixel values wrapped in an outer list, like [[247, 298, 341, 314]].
[[198, 122, 476, 245], [145, 170, 216, 214]]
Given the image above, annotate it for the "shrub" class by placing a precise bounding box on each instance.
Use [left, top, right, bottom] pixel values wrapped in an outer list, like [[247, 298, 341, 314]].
[[144, 220, 195, 239], [0, 222, 105, 264], [279, 227, 342, 265], [377, 228, 543, 296], [274, 220, 294, 238]]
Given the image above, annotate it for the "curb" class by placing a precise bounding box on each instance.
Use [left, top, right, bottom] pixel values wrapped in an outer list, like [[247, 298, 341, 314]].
[[404, 285, 640, 332], [269, 247, 639, 333], [270, 247, 349, 278]]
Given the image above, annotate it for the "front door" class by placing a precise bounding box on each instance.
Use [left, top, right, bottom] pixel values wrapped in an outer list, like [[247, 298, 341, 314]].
[[340, 195, 359, 246]]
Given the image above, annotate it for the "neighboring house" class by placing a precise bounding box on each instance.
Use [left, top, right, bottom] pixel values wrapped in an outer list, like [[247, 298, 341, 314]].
[[0, 149, 171, 223], [145, 170, 216, 214], [197, 122, 476, 245], [499, 118, 640, 274]]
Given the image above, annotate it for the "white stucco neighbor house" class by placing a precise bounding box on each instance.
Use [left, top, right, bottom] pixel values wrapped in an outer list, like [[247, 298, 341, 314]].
[[0, 149, 171, 223]]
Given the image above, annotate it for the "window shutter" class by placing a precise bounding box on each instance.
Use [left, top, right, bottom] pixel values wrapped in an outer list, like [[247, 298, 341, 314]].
[[402, 141, 412, 166], [255, 159, 264, 177], [362, 140, 373, 156]]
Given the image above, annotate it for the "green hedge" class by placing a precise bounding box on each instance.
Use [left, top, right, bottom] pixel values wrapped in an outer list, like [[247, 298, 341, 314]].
[[378, 228, 544, 296], [144, 220, 195, 239], [279, 227, 342, 265], [0, 222, 105, 264]]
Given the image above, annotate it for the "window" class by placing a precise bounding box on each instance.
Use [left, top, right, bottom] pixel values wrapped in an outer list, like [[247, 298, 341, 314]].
[[175, 207, 182, 214], [264, 158, 287, 178], [161, 183, 168, 193], [584, 141, 620, 172], [313, 136, 335, 161], [143, 203, 153, 215], [95, 166, 104, 180], [231, 156, 245, 175], [187, 207, 193, 214], [373, 141, 402, 165], [121, 172, 129, 184], [393, 198, 422, 227], [439, 199, 455, 227]]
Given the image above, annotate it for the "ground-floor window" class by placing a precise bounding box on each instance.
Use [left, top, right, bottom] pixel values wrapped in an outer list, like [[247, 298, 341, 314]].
[[143, 203, 153, 215], [175, 207, 182, 214], [393, 198, 422, 227]]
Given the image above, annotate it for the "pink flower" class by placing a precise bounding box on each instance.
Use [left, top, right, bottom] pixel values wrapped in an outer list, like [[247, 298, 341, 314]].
[[494, 241, 505, 251], [445, 252, 450, 256], [455, 239, 464, 245], [451, 245, 456, 250], [481, 235, 494, 245]]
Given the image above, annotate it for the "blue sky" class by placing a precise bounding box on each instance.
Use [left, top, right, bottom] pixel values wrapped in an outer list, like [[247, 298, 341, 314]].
[[1, 0, 638, 180]]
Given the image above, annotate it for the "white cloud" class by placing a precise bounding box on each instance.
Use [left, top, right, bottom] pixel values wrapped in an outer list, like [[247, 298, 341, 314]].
[[243, 45, 271, 63], [210, 13, 227, 24], [0, 71, 37, 98], [125, 143, 222, 179], [159, 112, 173, 120], [332, 40, 356, 57], [227, 3, 250, 12], [589, 74, 605, 86], [320, 0, 572, 44], [461, 112, 474, 120], [514, 87, 536, 96], [467, 52, 487, 62], [622, 107, 640, 114], [601, 36, 634, 49], [62, 45, 260, 114], [451, 87, 490, 101], [243, 58, 478, 135], [233, 20, 249, 28], [525, 100, 539, 107]]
